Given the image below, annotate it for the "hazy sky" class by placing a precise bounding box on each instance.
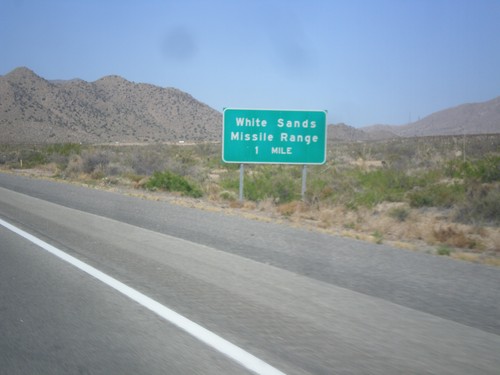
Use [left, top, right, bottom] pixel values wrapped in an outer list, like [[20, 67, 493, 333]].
[[1, 0, 499, 127]]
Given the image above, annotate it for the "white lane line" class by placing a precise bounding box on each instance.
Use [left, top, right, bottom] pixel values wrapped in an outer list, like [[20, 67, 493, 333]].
[[0, 218, 286, 375]]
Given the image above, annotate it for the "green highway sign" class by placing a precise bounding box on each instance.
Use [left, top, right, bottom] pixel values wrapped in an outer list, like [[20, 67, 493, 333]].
[[222, 108, 327, 164]]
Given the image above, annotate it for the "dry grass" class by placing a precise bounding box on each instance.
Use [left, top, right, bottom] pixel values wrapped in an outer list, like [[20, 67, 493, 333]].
[[432, 225, 478, 249], [266, 200, 499, 265], [451, 252, 500, 267]]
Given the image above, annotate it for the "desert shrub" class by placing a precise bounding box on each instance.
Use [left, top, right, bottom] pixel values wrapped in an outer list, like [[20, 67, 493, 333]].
[[432, 226, 477, 249], [45, 144, 81, 168], [446, 155, 500, 183], [244, 166, 301, 203], [82, 151, 110, 174], [243, 171, 274, 202], [45, 143, 82, 157], [372, 230, 384, 244], [0, 151, 17, 165], [274, 176, 300, 203], [351, 168, 416, 207], [304, 166, 417, 209], [122, 172, 144, 184], [220, 173, 240, 191], [220, 165, 301, 203], [300, 167, 358, 208], [64, 155, 84, 176], [437, 245, 452, 256], [408, 182, 465, 208], [475, 155, 500, 183], [145, 170, 202, 198], [124, 145, 209, 179], [305, 178, 336, 204], [219, 190, 237, 201], [127, 147, 170, 176], [277, 201, 303, 216], [104, 163, 135, 177], [388, 206, 410, 222], [454, 185, 500, 225], [19, 149, 47, 168]]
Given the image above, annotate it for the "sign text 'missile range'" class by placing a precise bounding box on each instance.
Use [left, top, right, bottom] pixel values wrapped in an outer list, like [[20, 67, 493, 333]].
[[222, 109, 327, 164]]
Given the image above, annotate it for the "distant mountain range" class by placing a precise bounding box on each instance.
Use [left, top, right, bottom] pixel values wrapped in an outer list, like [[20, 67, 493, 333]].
[[1, 67, 499, 144], [363, 96, 500, 138], [330, 96, 500, 142]]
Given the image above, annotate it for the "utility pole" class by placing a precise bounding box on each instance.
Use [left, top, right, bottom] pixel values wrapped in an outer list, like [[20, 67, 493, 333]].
[[463, 127, 466, 162]]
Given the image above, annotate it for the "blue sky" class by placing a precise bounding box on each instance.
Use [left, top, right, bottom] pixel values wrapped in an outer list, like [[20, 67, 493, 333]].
[[1, 0, 499, 127]]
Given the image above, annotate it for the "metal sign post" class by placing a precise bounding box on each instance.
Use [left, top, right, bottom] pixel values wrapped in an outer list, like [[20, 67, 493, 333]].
[[301, 165, 307, 200], [239, 164, 244, 202]]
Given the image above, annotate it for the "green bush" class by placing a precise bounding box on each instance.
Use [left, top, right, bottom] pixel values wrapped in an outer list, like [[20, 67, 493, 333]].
[[372, 230, 384, 244], [245, 166, 300, 203], [220, 165, 301, 203], [446, 155, 500, 183], [305, 178, 336, 204], [351, 168, 416, 207], [145, 170, 202, 198], [220, 174, 240, 192], [219, 190, 237, 201], [45, 143, 82, 157], [437, 245, 452, 256], [408, 183, 465, 208], [19, 150, 47, 168]]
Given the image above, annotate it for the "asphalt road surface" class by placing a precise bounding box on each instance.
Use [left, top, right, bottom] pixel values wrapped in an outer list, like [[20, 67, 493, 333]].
[[1, 173, 499, 374]]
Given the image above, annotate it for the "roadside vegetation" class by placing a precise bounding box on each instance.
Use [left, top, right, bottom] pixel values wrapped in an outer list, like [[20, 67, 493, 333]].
[[1, 134, 499, 265]]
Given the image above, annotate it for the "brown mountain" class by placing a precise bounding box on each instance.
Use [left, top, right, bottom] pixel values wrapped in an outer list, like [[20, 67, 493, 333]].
[[0, 67, 221, 144], [329, 97, 500, 142], [363, 96, 500, 138], [329, 123, 401, 142]]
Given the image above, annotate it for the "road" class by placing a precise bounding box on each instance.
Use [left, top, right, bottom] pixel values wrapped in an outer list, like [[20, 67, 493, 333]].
[[0, 172, 499, 374]]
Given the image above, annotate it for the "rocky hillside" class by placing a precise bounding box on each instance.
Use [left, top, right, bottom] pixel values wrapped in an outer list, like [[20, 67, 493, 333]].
[[329, 96, 500, 142], [0, 67, 221, 144], [328, 122, 407, 142], [327, 123, 376, 142]]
